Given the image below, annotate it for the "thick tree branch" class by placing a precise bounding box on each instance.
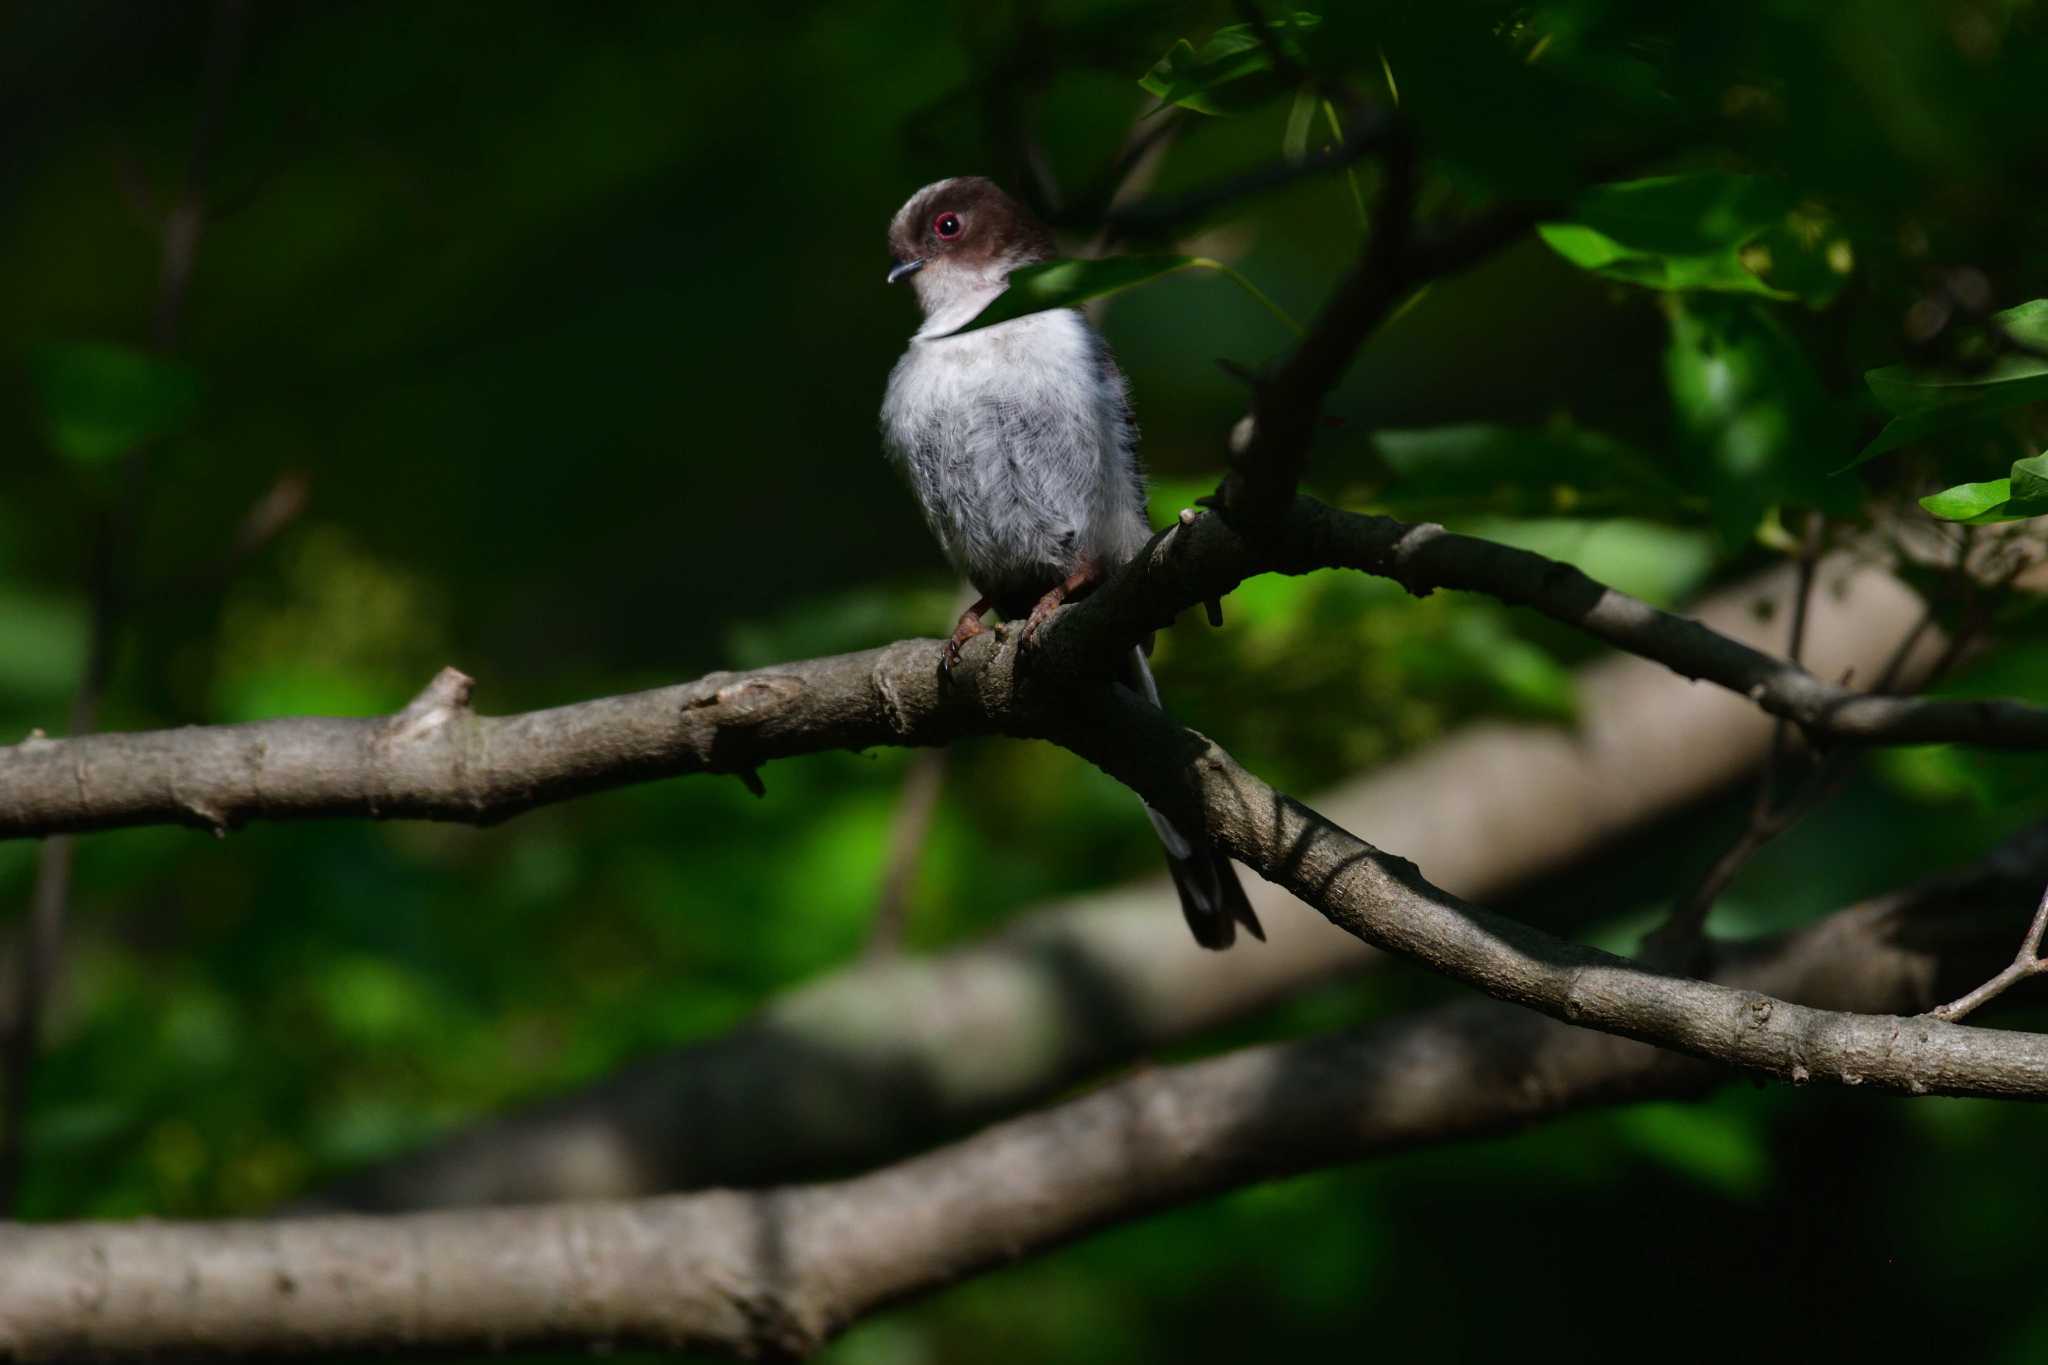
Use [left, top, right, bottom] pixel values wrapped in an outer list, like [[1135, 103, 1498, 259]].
[[4, 499, 2035, 843], [312, 554, 1940, 1211], [2, 831, 2039, 1359], [0, 648, 996, 841]]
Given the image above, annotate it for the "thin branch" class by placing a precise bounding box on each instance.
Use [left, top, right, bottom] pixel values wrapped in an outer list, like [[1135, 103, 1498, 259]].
[[133, 470, 314, 624], [1084, 97, 1185, 274], [1644, 517, 1826, 957], [866, 748, 946, 956], [1929, 883, 2048, 1021], [1074, 105, 1186, 230], [3, 831, 2042, 1359], [1913, 541, 2031, 691], [1640, 515, 2030, 971], [1040, 499, 2048, 747]]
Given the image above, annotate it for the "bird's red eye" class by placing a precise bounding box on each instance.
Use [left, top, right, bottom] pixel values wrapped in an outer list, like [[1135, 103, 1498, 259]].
[[933, 212, 962, 240]]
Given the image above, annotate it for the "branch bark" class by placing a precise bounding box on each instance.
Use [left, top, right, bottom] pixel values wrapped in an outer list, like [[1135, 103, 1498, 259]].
[[3, 498, 2036, 844], [3, 829, 2039, 1359], [0, 649, 991, 841]]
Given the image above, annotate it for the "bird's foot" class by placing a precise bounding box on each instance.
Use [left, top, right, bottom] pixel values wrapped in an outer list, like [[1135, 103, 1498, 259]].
[[1018, 560, 1102, 651], [1017, 593, 1062, 650], [940, 599, 992, 676]]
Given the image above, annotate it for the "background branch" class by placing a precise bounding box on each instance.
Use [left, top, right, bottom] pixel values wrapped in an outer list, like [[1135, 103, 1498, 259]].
[[6, 827, 2040, 1360]]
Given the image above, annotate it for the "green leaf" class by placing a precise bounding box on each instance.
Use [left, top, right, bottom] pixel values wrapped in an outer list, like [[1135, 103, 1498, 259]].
[[1918, 451, 2048, 524], [28, 341, 200, 466], [1538, 174, 1838, 301], [945, 255, 1297, 338], [1918, 478, 2014, 523], [1851, 300, 2048, 466], [1138, 11, 1320, 116]]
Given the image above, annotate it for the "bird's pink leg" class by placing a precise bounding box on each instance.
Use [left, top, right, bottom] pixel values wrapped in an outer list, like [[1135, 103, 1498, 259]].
[[1019, 558, 1102, 648], [941, 596, 992, 674]]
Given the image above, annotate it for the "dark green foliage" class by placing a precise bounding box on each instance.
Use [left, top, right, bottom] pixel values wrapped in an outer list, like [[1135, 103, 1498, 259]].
[[1139, 10, 1321, 115]]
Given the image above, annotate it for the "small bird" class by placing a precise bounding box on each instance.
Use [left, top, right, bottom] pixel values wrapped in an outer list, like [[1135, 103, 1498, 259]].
[[879, 175, 1264, 950]]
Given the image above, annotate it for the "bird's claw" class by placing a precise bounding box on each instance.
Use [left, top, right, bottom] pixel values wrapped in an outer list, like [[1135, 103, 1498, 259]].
[[940, 608, 990, 677], [1016, 561, 1098, 655], [1018, 594, 1064, 652]]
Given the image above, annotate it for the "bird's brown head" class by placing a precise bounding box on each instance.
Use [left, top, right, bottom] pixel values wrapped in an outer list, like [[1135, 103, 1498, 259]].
[[885, 177, 1055, 311]]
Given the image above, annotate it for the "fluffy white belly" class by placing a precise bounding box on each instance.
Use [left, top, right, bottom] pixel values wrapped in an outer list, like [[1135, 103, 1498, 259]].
[[881, 309, 1146, 612]]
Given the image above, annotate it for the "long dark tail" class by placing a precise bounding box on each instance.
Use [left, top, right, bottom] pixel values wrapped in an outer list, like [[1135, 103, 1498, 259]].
[[1127, 648, 1264, 950]]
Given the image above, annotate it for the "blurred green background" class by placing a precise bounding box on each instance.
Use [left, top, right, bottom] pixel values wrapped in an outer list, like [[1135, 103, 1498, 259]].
[[4, 1, 2048, 1359]]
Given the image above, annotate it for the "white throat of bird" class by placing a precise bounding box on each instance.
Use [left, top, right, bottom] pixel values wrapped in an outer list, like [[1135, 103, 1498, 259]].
[[911, 255, 1033, 338]]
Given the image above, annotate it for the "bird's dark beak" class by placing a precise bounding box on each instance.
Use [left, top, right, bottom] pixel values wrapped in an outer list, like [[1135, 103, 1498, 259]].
[[887, 258, 925, 285]]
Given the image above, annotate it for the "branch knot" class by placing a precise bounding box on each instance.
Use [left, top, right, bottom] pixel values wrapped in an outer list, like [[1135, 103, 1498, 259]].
[[389, 668, 475, 741]]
